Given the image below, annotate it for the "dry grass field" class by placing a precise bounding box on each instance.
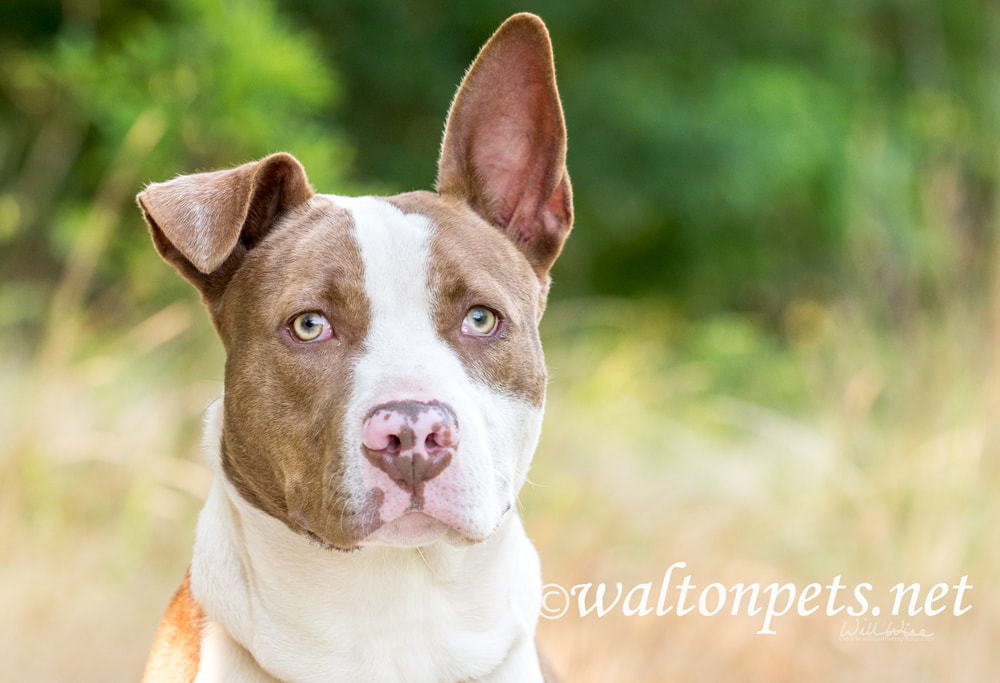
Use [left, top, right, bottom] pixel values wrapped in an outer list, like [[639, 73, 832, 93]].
[[2, 289, 997, 681]]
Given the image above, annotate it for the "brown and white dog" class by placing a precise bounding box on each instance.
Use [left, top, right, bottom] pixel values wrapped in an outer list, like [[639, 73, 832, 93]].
[[136, 13, 570, 683]]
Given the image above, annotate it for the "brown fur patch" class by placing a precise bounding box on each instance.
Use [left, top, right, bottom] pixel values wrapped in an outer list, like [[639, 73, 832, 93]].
[[141, 570, 204, 683], [387, 192, 549, 408], [216, 198, 381, 550]]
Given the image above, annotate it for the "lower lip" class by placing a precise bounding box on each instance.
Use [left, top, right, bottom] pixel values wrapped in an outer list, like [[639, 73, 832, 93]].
[[371, 511, 449, 546]]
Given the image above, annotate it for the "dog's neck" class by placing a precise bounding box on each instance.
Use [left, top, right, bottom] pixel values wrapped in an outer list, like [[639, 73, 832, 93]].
[[189, 399, 544, 682]]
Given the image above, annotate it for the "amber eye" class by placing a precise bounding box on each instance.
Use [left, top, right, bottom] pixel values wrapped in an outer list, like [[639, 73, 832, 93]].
[[290, 312, 331, 342], [462, 306, 499, 337]]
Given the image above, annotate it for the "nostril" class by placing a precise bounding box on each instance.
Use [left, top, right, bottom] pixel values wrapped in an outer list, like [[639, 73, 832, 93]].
[[362, 399, 459, 463]]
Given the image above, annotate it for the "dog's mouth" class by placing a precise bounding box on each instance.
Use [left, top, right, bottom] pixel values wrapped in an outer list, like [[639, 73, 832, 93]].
[[292, 511, 451, 550], [291, 500, 513, 551], [366, 511, 450, 547], [364, 499, 514, 548]]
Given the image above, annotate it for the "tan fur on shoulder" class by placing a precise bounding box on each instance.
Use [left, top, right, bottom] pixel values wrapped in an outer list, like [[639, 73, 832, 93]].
[[141, 570, 204, 683]]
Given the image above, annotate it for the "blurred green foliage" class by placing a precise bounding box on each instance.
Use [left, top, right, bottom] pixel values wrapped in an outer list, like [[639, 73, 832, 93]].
[[285, 0, 999, 319], [1, 0, 998, 339], [0, 0, 351, 344]]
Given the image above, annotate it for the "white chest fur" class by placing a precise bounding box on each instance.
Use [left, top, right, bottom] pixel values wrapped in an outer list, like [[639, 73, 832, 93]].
[[189, 401, 544, 683]]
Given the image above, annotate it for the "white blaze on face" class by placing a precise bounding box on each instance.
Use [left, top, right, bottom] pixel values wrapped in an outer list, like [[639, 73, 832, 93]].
[[330, 195, 543, 545]]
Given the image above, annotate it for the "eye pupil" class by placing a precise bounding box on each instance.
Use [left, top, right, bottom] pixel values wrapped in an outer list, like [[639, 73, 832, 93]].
[[465, 306, 497, 336], [292, 312, 328, 341]]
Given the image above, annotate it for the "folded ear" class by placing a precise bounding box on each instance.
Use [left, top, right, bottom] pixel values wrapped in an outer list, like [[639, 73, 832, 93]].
[[436, 13, 572, 276], [137, 152, 313, 302]]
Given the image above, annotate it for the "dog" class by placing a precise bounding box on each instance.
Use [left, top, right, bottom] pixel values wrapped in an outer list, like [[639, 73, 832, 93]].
[[136, 13, 571, 683]]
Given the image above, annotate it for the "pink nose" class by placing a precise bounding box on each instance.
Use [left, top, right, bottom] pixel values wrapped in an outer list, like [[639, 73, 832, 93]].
[[361, 400, 458, 494]]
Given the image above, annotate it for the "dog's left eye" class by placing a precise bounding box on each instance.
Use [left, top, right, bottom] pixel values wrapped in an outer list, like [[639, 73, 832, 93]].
[[462, 306, 499, 337], [290, 312, 332, 342]]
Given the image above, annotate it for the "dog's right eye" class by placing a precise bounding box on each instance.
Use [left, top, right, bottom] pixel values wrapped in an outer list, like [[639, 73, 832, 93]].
[[290, 312, 332, 342]]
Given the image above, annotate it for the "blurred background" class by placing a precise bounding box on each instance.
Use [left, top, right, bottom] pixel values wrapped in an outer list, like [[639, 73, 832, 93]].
[[1, 0, 998, 680]]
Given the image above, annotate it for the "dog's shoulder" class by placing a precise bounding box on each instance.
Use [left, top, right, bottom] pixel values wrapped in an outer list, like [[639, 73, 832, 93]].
[[142, 569, 204, 683]]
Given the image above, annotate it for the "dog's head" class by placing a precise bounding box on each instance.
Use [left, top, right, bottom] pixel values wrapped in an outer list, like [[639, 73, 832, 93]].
[[137, 14, 571, 550]]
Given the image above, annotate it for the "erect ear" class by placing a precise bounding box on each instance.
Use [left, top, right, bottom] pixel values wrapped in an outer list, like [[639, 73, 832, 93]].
[[436, 13, 572, 276], [136, 152, 313, 303]]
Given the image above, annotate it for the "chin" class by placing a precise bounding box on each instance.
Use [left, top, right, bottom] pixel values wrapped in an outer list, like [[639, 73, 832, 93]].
[[364, 512, 447, 547], [363, 510, 510, 548]]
